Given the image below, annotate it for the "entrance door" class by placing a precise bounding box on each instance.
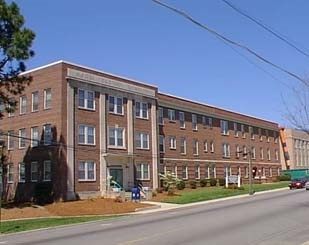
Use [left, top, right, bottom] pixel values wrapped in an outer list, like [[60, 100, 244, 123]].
[[109, 167, 123, 188]]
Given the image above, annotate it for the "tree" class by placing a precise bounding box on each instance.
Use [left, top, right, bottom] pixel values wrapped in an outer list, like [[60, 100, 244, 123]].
[[159, 171, 180, 195], [0, 0, 35, 118]]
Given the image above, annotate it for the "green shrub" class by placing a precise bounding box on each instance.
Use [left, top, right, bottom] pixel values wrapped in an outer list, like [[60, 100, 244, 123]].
[[200, 179, 207, 187], [218, 178, 225, 186], [237, 186, 245, 190], [189, 180, 197, 189], [176, 180, 186, 190], [276, 174, 291, 181], [209, 178, 217, 186]]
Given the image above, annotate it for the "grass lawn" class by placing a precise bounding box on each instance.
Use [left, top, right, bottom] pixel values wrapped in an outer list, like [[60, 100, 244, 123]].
[[1, 215, 122, 234], [159, 181, 289, 204]]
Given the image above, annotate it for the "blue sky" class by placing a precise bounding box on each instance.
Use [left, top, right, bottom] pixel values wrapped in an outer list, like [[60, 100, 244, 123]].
[[15, 0, 309, 126]]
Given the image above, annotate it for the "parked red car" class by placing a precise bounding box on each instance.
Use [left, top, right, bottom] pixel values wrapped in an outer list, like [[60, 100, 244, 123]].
[[288, 179, 307, 189]]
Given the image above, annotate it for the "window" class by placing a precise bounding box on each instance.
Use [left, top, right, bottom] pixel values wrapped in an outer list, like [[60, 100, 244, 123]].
[[108, 127, 124, 147], [210, 165, 216, 178], [266, 130, 270, 142], [43, 124, 52, 145], [44, 88, 52, 109], [136, 132, 149, 149], [158, 107, 164, 125], [193, 139, 198, 155], [43, 160, 51, 181], [31, 127, 39, 147], [135, 101, 148, 119], [195, 165, 200, 179], [277, 167, 281, 176], [243, 145, 247, 159], [262, 167, 265, 177], [168, 109, 175, 121], [249, 126, 254, 140], [220, 120, 229, 135], [192, 114, 197, 130], [222, 143, 230, 158], [8, 98, 15, 117], [275, 149, 279, 161], [234, 122, 238, 137], [182, 165, 188, 179], [159, 135, 164, 153], [19, 128, 26, 148], [7, 163, 14, 183], [108, 95, 123, 114], [169, 136, 176, 149], [32, 91, 39, 112], [260, 147, 264, 160], [251, 146, 256, 159], [136, 163, 150, 180], [274, 131, 278, 143], [180, 137, 186, 154], [179, 111, 185, 128], [258, 128, 262, 141], [210, 141, 215, 153], [31, 161, 38, 182], [267, 148, 271, 160], [224, 166, 231, 177], [20, 95, 26, 114], [205, 165, 209, 179], [172, 164, 177, 177], [245, 166, 249, 178], [241, 124, 246, 138], [208, 117, 213, 128], [235, 144, 240, 158], [202, 116, 207, 128], [78, 89, 95, 110], [8, 130, 14, 150], [269, 167, 273, 177], [19, 162, 25, 183], [203, 140, 208, 152], [78, 161, 95, 181]]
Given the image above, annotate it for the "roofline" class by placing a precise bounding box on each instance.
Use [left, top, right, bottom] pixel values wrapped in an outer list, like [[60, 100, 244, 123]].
[[22, 60, 158, 90], [158, 92, 278, 126]]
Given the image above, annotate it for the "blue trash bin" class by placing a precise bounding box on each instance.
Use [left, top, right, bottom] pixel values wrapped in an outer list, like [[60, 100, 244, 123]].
[[131, 187, 140, 202]]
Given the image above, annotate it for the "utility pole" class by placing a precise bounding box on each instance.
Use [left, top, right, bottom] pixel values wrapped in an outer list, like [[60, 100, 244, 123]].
[[236, 147, 254, 195], [0, 139, 4, 233]]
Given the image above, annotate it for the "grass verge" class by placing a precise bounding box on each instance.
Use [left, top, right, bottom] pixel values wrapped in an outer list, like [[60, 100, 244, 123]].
[[1, 215, 123, 234], [160, 181, 289, 204]]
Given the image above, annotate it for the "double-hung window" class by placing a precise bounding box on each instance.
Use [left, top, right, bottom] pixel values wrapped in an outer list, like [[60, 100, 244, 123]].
[[203, 140, 208, 152], [109, 96, 123, 114], [136, 163, 150, 180], [19, 128, 26, 148], [169, 136, 176, 149], [220, 120, 229, 135], [7, 163, 14, 183], [108, 126, 124, 147], [195, 165, 200, 179], [31, 161, 38, 182], [222, 143, 230, 158], [193, 139, 198, 155], [135, 101, 148, 119], [168, 109, 175, 121], [192, 114, 197, 130], [136, 132, 149, 149], [31, 127, 39, 147], [43, 124, 52, 145], [43, 160, 51, 181], [44, 88, 52, 109], [20, 95, 26, 114], [78, 161, 95, 181], [19, 162, 25, 183], [234, 122, 238, 137], [180, 137, 186, 154], [158, 107, 164, 125], [202, 116, 207, 128], [159, 135, 164, 153], [78, 89, 95, 110], [32, 91, 39, 112], [78, 125, 95, 145], [179, 111, 185, 128], [8, 130, 14, 150]]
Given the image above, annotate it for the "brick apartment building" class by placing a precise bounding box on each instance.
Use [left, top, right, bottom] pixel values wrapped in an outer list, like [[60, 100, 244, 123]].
[[0, 61, 281, 202]]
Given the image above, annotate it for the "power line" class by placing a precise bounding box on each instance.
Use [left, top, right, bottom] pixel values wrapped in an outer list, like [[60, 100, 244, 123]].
[[151, 0, 307, 85], [221, 0, 309, 58]]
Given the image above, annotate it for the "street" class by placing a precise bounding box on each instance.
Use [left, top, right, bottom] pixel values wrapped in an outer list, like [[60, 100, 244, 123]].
[[1, 189, 309, 245]]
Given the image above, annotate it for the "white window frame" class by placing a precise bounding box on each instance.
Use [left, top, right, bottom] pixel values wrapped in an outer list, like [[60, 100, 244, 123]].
[[179, 111, 185, 128], [169, 136, 176, 150], [220, 120, 229, 135], [43, 160, 51, 182], [182, 165, 188, 180], [31, 161, 39, 182], [136, 163, 150, 180], [135, 101, 148, 119], [195, 165, 200, 179], [234, 122, 238, 137], [258, 128, 263, 141], [8, 98, 15, 117], [205, 165, 210, 179], [275, 149, 279, 161], [222, 143, 230, 158], [251, 146, 256, 159], [172, 164, 177, 177], [241, 124, 246, 138], [159, 135, 165, 153], [208, 117, 213, 128], [44, 88, 52, 109], [243, 145, 247, 159], [136, 132, 149, 149], [32, 91, 39, 112], [260, 147, 264, 160], [20, 95, 26, 114], [78, 125, 95, 145], [269, 167, 273, 177], [245, 166, 249, 178], [78, 161, 96, 181], [158, 107, 164, 125], [202, 116, 207, 128], [180, 137, 186, 155], [108, 126, 124, 148], [43, 124, 52, 145], [31, 127, 39, 147], [193, 139, 199, 155], [108, 95, 123, 115], [267, 148, 271, 160], [78, 89, 95, 110], [203, 140, 208, 152], [235, 144, 240, 158], [8, 130, 14, 150], [19, 128, 26, 149], [19, 162, 25, 183], [249, 126, 254, 140], [168, 109, 175, 121], [192, 114, 198, 131], [210, 141, 215, 153], [7, 163, 14, 183]]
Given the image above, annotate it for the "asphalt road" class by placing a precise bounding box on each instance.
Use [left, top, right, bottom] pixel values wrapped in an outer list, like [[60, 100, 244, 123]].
[[1, 189, 309, 245]]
